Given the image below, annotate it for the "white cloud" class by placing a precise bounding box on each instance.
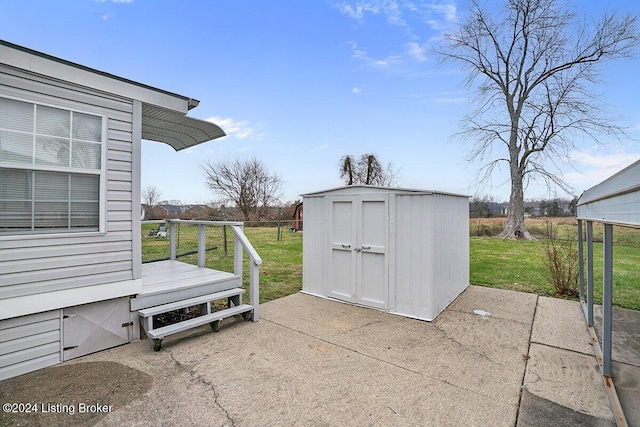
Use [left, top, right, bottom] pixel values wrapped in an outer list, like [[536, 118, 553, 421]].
[[312, 144, 329, 152], [352, 87, 362, 94], [570, 151, 637, 169], [339, 2, 458, 73], [206, 116, 258, 140], [335, 1, 407, 26], [564, 150, 640, 191], [336, 1, 456, 29], [335, 2, 379, 21], [423, 3, 457, 29], [347, 41, 400, 69], [405, 42, 427, 62]]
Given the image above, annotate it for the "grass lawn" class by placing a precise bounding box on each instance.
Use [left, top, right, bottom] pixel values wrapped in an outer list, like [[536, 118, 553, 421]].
[[141, 221, 639, 310], [141, 223, 302, 304], [470, 236, 640, 310]]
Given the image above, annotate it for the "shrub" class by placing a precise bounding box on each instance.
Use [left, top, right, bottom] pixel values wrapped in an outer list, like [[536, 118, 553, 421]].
[[543, 220, 579, 297]]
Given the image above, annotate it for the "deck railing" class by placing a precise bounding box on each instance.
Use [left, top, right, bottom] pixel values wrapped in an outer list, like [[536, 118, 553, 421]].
[[142, 219, 262, 320]]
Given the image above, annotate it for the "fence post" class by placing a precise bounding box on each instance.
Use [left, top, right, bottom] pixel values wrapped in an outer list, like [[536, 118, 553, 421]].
[[223, 225, 228, 256], [586, 221, 594, 327], [234, 226, 243, 279], [577, 220, 584, 302], [169, 221, 176, 260], [277, 207, 282, 241], [250, 262, 260, 321], [198, 224, 206, 268], [602, 223, 614, 377]]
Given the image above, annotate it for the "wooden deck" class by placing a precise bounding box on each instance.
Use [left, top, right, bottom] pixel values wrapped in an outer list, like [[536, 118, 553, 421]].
[[131, 260, 241, 311]]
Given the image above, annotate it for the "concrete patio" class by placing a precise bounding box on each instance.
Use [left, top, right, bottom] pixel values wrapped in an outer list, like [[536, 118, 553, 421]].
[[1, 285, 638, 426]]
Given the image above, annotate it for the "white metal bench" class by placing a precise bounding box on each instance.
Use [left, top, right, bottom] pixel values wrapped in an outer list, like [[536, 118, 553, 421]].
[[138, 288, 254, 351]]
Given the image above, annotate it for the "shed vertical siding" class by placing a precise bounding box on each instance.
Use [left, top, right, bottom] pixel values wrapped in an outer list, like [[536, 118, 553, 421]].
[[0, 65, 135, 305], [302, 186, 469, 321], [428, 194, 469, 317], [301, 196, 327, 297], [393, 193, 432, 318]]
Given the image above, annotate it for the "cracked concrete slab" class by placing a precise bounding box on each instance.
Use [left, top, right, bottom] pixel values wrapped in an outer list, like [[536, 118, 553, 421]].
[[1, 286, 627, 427], [166, 308, 519, 426], [593, 304, 640, 368], [523, 343, 614, 423], [446, 285, 538, 324], [612, 361, 640, 425], [592, 304, 640, 427], [516, 389, 614, 427], [531, 297, 594, 355]]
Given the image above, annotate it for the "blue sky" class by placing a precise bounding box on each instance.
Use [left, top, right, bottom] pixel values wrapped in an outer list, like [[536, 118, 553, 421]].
[[2, 0, 639, 204]]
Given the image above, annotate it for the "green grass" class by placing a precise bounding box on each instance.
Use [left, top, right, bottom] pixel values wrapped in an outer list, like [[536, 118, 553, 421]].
[[141, 224, 302, 304], [141, 224, 640, 310], [470, 236, 640, 310]]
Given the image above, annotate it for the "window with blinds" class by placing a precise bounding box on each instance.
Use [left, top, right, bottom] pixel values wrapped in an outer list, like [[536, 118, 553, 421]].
[[0, 97, 104, 234]]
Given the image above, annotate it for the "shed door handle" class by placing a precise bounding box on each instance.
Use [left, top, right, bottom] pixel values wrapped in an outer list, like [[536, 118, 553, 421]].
[[341, 244, 351, 248], [361, 246, 371, 250]]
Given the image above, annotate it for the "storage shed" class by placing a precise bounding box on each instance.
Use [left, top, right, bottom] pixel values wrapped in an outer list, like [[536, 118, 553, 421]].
[[302, 185, 469, 321]]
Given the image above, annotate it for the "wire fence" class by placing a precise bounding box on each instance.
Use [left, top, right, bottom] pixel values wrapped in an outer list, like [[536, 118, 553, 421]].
[[141, 220, 303, 266]]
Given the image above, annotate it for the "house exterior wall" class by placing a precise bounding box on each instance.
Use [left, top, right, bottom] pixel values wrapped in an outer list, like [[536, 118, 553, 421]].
[[0, 310, 61, 381], [302, 186, 469, 321], [0, 63, 141, 320]]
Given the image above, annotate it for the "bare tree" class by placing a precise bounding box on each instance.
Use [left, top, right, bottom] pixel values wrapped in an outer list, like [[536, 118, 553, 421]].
[[201, 157, 282, 221], [340, 155, 356, 185], [142, 185, 161, 206], [440, 0, 639, 239], [339, 153, 402, 186]]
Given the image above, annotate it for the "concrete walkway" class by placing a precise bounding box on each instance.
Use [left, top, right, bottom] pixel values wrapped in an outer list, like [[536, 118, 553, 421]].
[[1, 286, 638, 426]]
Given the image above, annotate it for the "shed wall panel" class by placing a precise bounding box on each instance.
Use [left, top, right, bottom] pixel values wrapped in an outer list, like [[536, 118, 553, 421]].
[[302, 196, 327, 297], [393, 194, 437, 319], [429, 194, 469, 317], [0, 65, 136, 306]]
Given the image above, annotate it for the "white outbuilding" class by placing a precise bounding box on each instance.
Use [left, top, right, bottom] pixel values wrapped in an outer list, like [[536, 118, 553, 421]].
[[302, 185, 469, 321]]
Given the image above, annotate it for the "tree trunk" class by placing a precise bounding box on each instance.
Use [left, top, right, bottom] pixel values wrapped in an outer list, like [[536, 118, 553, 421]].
[[498, 166, 535, 240]]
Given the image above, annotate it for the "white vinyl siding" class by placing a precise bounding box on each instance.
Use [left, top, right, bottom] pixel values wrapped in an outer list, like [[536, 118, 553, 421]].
[[0, 310, 62, 381], [0, 96, 106, 234], [0, 64, 136, 302]]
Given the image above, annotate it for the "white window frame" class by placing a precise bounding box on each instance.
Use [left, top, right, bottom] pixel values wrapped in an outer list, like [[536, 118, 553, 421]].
[[0, 95, 107, 236]]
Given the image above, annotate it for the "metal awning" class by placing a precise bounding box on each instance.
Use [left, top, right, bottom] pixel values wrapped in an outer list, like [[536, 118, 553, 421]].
[[142, 104, 226, 151], [576, 158, 640, 228]]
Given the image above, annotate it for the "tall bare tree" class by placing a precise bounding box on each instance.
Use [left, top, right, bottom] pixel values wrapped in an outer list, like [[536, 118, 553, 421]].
[[201, 157, 282, 221], [440, 0, 639, 239], [142, 185, 161, 206], [339, 153, 402, 186]]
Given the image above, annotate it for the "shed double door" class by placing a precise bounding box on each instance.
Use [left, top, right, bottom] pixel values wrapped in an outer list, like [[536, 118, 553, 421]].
[[328, 195, 387, 309]]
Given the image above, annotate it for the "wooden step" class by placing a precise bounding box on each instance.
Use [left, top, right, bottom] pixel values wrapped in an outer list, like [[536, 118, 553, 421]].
[[145, 304, 253, 340], [133, 261, 242, 311], [138, 288, 245, 318]]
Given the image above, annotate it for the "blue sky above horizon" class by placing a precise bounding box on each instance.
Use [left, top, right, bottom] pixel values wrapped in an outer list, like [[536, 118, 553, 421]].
[[2, 0, 639, 204]]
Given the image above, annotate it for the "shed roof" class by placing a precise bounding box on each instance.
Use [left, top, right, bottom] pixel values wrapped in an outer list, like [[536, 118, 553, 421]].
[[0, 40, 225, 151], [301, 185, 469, 198], [576, 158, 640, 227]]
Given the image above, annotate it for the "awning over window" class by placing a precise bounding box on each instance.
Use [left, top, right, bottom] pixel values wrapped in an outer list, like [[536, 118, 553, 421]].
[[142, 104, 226, 151]]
